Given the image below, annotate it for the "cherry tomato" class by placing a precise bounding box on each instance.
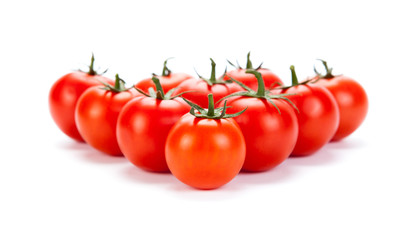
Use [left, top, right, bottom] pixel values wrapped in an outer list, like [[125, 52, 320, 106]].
[[173, 58, 243, 107], [312, 60, 368, 141], [75, 75, 140, 156], [49, 55, 113, 142], [135, 58, 192, 93], [117, 77, 190, 172], [274, 66, 339, 156], [224, 52, 283, 91], [165, 94, 246, 190], [220, 70, 298, 172]]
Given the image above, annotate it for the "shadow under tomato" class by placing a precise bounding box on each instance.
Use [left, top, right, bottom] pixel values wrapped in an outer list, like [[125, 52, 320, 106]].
[[327, 137, 367, 150], [82, 150, 127, 164], [119, 165, 246, 197], [233, 163, 296, 186], [169, 176, 245, 192], [121, 165, 175, 185], [59, 140, 127, 164], [232, 140, 349, 186], [287, 147, 338, 167], [56, 139, 90, 151]]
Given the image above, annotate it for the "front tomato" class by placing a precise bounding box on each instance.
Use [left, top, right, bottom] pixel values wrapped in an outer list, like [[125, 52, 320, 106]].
[[75, 74, 140, 156], [117, 77, 190, 172], [165, 94, 246, 190]]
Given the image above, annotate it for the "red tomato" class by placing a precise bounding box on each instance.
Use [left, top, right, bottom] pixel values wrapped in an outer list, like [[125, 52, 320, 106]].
[[312, 60, 368, 141], [75, 75, 140, 156], [173, 58, 243, 107], [165, 94, 246, 189], [224, 52, 283, 91], [274, 66, 339, 156], [117, 77, 190, 172], [135, 59, 192, 93], [49, 55, 113, 142], [219, 70, 298, 172]]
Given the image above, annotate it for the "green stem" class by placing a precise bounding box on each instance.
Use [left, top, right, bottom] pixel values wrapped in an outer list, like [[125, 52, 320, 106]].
[[246, 70, 265, 97], [207, 94, 215, 116], [88, 53, 96, 75], [152, 76, 165, 99], [209, 58, 217, 84], [290, 65, 299, 86], [102, 74, 130, 93], [318, 59, 334, 79], [161, 58, 171, 76], [246, 52, 253, 69], [321, 60, 329, 72], [114, 74, 124, 90]]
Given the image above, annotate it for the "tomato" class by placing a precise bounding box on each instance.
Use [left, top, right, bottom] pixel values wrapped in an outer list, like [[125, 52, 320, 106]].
[[312, 60, 368, 141], [49, 55, 113, 142], [223, 52, 283, 91], [173, 58, 243, 107], [135, 58, 192, 93], [165, 94, 246, 190], [274, 66, 339, 156], [117, 77, 190, 172], [219, 70, 298, 172], [75, 75, 140, 156]]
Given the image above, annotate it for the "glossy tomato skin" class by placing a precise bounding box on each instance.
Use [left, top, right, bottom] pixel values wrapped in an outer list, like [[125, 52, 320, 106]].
[[75, 87, 140, 156], [165, 114, 246, 190], [49, 72, 113, 142], [224, 68, 283, 91], [117, 97, 190, 172], [173, 78, 243, 107], [313, 76, 368, 141], [135, 73, 192, 93], [278, 85, 339, 156], [220, 97, 298, 172]]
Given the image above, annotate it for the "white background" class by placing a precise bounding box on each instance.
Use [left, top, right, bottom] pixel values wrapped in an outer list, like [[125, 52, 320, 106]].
[[1, 0, 418, 239]]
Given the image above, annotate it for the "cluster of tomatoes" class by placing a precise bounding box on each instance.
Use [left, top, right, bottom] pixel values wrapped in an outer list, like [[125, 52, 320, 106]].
[[49, 53, 368, 190]]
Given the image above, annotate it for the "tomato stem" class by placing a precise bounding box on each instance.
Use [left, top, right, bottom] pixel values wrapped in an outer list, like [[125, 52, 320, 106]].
[[290, 65, 299, 86], [152, 76, 165, 99], [207, 94, 215, 116], [87, 53, 96, 75], [183, 94, 247, 119], [100, 74, 131, 93], [114, 74, 126, 91], [161, 58, 172, 77], [317, 59, 335, 79], [198, 59, 234, 86], [221, 71, 299, 114], [209, 58, 217, 84], [246, 70, 266, 97], [246, 52, 253, 69]]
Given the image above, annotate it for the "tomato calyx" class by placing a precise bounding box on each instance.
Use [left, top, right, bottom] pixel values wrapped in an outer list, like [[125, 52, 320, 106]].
[[153, 58, 173, 77], [135, 76, 192, 100], [196, 58, 232, 86], [183, 94, 246, 119], [227, 51, 263, 71], [100, 74, 132, 93], [79, 53, 108, 76], [313, 59, 341, 80], [220, 70, 298, 114], [279, 65, 313, 90]]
